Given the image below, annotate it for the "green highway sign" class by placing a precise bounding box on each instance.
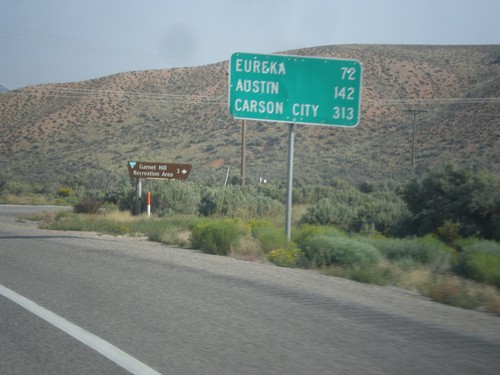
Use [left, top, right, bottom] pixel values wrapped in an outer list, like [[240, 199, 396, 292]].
[[229, 52, 362, 127]]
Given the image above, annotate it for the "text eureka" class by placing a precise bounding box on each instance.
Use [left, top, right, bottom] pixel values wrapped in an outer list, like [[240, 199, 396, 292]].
[[233, 57, 320, 118]]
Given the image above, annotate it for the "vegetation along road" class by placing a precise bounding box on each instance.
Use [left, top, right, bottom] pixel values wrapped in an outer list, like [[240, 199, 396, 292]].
[[1, 205, 499, 374]]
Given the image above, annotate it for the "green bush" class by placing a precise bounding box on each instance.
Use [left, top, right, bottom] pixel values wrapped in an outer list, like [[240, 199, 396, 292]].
[[267, 248, 301, 268], [198, 192, 217, 216], [57, 187, 73, 198], [400, 164, 500, 240], [134, 216, 199, 247], [197, 186, 284, 219], [462, 252, 500, 287], [249, 220, 287, 253], [327, 263, 393, 285], [149, 181, 200, 215], [366, 235, 451, 268], [301, 235, 381, 268], [300, 189, 408, 235], [73, 197, 102, 214], [292, 224, 345, 247], [420, 276, 485, 310], [190, 219, 245, 256], [300, 198, 355, 228], [455, 239, 500, 287]]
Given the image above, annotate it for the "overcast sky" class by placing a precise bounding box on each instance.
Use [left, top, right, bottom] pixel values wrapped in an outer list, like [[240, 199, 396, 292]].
[[1, 0, 499, 88]]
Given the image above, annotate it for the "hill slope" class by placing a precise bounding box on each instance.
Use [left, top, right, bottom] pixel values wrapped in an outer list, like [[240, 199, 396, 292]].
[[1, 45, 499, 188]]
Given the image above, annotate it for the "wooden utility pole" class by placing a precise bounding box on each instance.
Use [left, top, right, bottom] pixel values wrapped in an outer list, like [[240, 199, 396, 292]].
[[404, 108, 427, 168]]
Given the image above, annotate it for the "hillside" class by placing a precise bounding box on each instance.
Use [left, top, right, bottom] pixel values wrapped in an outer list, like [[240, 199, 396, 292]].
[[1, 45, 499, 190]]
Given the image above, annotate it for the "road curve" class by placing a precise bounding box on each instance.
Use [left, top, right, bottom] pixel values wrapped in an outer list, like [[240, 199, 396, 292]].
[[1, 205, 499, 374]]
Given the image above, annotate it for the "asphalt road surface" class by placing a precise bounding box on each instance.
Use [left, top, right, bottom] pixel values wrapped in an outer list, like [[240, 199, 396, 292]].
[[1, 205, 499, 374]]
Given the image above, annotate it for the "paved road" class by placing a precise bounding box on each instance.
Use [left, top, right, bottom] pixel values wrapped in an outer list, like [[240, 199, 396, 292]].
[[1, 205, 499, 374]]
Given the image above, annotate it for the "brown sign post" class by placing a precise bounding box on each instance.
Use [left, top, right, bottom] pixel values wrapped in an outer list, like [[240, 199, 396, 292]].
[[127, 161, 192, 180]]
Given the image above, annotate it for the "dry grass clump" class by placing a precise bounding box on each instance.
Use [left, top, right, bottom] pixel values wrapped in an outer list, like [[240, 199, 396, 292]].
[[417, 275, 500, 316]]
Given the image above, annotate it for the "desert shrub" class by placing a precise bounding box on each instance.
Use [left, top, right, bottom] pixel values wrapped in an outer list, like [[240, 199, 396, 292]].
[[435, 220, 462, 243], [300, 198, 356, 228], [455, 239, 500, 287], [73, 197, 102, 214], [248, 220, 287, 253], [246, 194, 284, 218], [292, 224, 346, 247], [149, 181, 200, 215], [400, 164, 500, 240], [190, 219, 246, 256], [267, 248, 301, 268], [117, 187, 137, 213], [248, 219, 275, 235], [57, 187, 73, 197], [326, 263, 393, 285], [300, 189, 408, 235], [197, 186, 284, 219], [198, 192, 217, 216], [301, 235, 381, 268], [45, 211, 130, 235], [365, 235, 451, 269], [462, 252, 500, 287], [43, 211, 83, 231], [454, 238, 500, 253], [420, 276, 485, 310]]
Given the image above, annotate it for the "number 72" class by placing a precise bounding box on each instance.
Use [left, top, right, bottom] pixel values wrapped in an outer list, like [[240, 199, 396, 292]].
[[341, 67, 357, 80]]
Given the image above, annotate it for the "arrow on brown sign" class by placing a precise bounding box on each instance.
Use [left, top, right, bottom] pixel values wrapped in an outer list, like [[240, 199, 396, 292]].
[[127, 162, 192, 180]]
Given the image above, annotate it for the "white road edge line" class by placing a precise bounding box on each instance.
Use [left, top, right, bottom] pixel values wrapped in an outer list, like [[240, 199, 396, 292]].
[[0, 284, 162, 375]]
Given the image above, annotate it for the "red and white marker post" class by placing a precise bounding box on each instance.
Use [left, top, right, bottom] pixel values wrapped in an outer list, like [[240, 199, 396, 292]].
[[146, 191, 151, 216]]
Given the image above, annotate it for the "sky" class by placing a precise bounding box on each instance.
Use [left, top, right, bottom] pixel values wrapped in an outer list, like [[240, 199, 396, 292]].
[[1, 0, 499, 88]]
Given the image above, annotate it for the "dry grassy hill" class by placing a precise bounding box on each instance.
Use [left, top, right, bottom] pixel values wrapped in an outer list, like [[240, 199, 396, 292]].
[[1, 44, 499, 189]]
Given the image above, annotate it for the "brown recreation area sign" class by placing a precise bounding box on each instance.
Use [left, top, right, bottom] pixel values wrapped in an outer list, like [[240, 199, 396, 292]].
[[127, 161, 192, 180]]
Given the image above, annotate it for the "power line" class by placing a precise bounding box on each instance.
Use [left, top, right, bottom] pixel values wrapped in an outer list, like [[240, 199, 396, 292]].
[[3, 86, 499, 107], [0, 23, 173, 61]]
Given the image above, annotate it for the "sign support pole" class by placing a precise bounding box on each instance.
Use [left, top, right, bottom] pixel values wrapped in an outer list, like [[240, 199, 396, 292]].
[[285, 123, 295, 242], [240, 119, 246, 186], [135, 179, 142, 216]]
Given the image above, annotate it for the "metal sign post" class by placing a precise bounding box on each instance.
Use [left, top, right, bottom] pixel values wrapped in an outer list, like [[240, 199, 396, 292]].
[[135, 178, 142, 216], [285, 123, 295, 242]]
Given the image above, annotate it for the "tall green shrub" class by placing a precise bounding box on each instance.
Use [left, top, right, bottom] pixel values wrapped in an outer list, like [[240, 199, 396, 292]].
[[455, 239, 500, 287], [190, 219, 245, 256], [248, 220, 287, 253], [400, 164, 500, 240]]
